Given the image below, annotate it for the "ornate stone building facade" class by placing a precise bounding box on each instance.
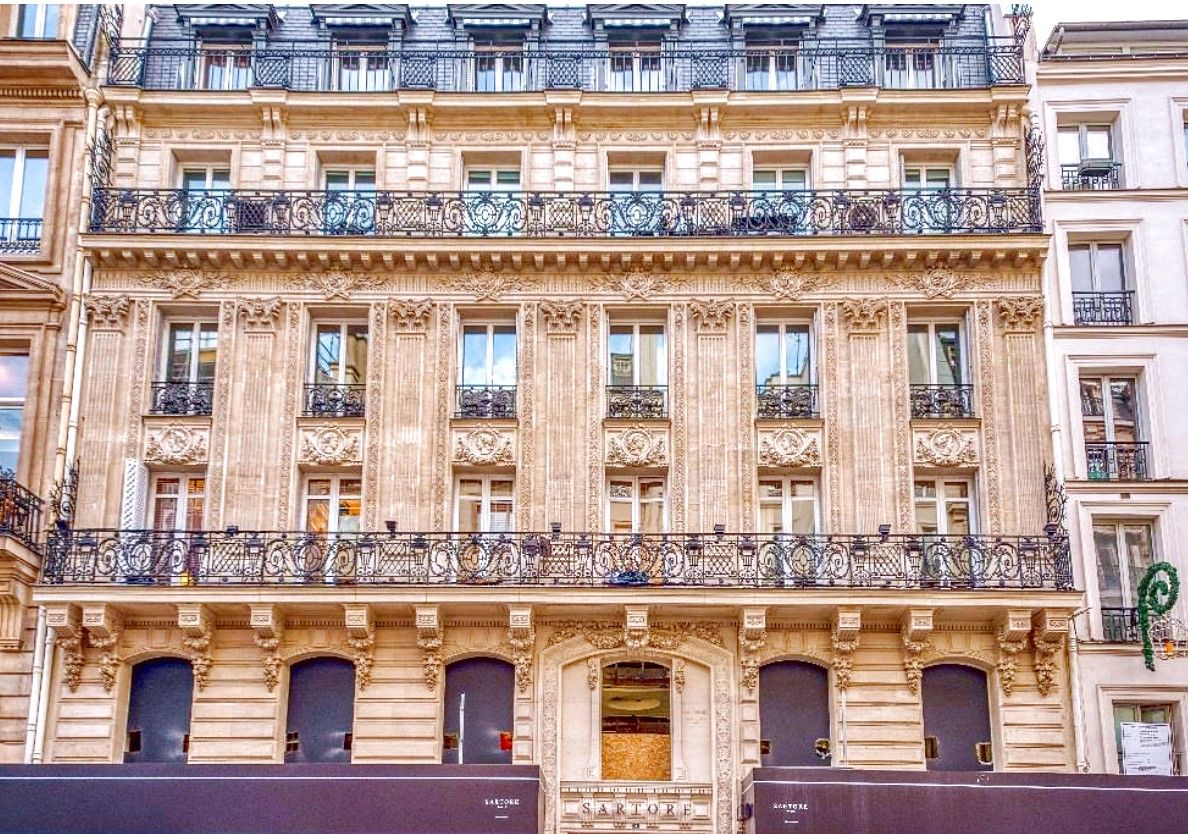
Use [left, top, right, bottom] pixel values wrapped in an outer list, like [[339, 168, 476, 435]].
[[1037, 21, 1188, 776], [22, 3, 1080, 830]]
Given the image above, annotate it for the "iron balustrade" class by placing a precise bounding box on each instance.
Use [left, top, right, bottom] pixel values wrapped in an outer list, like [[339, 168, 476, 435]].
[[1086, 441, 1150, 481], [1072, 291, 1134, 326], [455, 385, 517, 419], [90, 187, 1042, 238], [0, 472, 43, 553], [107, 39, 1025, 93], [607, 386, 667, 419], [149, 381, 214, 416], [0, 218, 42, 253], [40, 529, 1073, 590], [756, 384, 819, 419], [910, 384, 976, 419], [1101, 607, 1140, 643], [303, 384, 366, 418], [1060, 163, 1122, 190]]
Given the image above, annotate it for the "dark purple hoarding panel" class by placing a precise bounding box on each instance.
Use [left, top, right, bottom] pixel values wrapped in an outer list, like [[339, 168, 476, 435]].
[[745, 768, 1188, 834], [0, 764, 540, 834]]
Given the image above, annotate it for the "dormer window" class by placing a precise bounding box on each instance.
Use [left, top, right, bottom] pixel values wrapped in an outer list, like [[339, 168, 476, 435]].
[[474, 39, 525, 92], [608, 38, 666, 92]]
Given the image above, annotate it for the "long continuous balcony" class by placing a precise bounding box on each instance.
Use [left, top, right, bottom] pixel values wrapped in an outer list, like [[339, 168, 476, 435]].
[[89, 188, 1042, 238], [107, 39, 1025, 94], [0, 473, 43, 553], [41, 529, 1073, 590]]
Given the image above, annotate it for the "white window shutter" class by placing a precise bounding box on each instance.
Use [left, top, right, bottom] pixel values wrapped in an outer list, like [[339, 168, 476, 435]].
[[119, 459, 149, 529]]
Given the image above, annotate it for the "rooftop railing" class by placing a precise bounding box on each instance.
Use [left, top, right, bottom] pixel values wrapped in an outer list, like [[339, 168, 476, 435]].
[[108, 38, 1025, 93], [41, 528, 1073, 590], [90, 188, 1042, 238]]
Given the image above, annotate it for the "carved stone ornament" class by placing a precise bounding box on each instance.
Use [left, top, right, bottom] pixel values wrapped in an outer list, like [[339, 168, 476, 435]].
[[389, 298, 433, 333], [594, 270, 675, 301], [346, 634, 376, 692], [454, 426, 515, 466], [547, 620, 723, 651], [238, 297, 284, 331], [254, 633, 283, 692], [447, 269, 518, 301], [182, 626, 215, 691], [690, 299, 734, 334], [997, 296, 1045, 332], [758, 428, 822, 468], [507, 624, 536, 695], [840, 298, 888, 332], [416, 607, 443, 692], [142, 268, 229, 299], [540, 300, 583, 334], [605, 425, 668, 468], [300, 425, 362, 466], [897, 268, 968, 299], [902, 634, 931, 696], [86, 295, 131, 329], [830, 628, 860, 690], [996, 636, 1027, 696], [58, 635, 84, 691], [672, 658, 686, 694], [738, 615, 766, 694], [144, 424, 209, 466], [586, 657, 600, 691], [753, 270, 828, 301], [1033, 632, 1065, 697], [90, 629, 123, 693], [302, 270, 384, 300], [914, 427, 977, 468]]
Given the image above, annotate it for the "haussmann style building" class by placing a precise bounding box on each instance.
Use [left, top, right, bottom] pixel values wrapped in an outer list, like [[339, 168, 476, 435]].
[[0, 3, 1109, 832]]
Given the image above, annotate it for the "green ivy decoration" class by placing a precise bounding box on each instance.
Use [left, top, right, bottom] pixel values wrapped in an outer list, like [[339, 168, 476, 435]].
[[1138, 562, 1180, 671]]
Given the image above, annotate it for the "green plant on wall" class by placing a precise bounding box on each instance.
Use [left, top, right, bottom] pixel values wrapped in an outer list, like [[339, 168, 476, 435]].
[[1137, 562, 1180, 671]]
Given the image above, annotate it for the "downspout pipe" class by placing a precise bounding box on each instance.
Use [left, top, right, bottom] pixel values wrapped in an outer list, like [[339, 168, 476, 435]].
[[21, 606, 46, 762]]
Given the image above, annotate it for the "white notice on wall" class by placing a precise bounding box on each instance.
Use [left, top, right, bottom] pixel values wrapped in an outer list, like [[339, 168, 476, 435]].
[[1120, 722, 1173, 777]]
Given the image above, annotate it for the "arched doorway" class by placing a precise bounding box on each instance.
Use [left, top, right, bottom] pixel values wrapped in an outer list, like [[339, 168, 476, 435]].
[[758, 660, 831, 766], [284, 657, 355, 763], [124, 657, 194, 763], [921, 663, 993, 771], [443, 657, 514, 764]]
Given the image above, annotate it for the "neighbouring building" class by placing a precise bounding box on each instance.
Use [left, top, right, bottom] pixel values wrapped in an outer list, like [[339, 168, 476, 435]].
[[24, 4, 1083, 832], [1037, 20, 1188, 776], [0, 3, 112, 763]]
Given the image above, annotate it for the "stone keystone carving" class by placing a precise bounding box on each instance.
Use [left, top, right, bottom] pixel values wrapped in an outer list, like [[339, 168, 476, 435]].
[[753, 270, 829, 301], [507, 606, 535, 694], [454, 426, 515, 466], [758, 428, 821, 468], [178, 605, 215, 691], [831, 608, 861, 690], [300, 425, 362, 466], [344, 604, 376, 692], [302, 270, 384, 300], [901, 609, 934, 696], [739, 608, 766, 694], [606, 425, 668, 467], [250, 604, 284, 692], [144, 425, 209, 466], [914, 427, 977, 468], [448, 269, 518, 301], [416, 606, 443, 692], [897, 268, 968, 299], [996, 609, 1032, 696]]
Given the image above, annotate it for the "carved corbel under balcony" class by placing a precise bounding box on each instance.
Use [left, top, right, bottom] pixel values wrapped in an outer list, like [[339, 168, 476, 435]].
[[250, 604, 285, 692], [996, 609, 1032, 697], [178, 604, 215, 691], [416, 605, 443, 692], [901, 608, 934, 696], [83, 604, 124, 693], [739, 608, 767, 694], [507, 606, 535, 695], [831, 608, 861, 690], [624, 605, 649, 651], [344, 604, 376, 692], [46, 604, 83, 692], [1032, 609, 1070, 698]]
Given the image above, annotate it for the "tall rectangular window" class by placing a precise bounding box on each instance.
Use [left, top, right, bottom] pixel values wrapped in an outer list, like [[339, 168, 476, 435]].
[[914, 478, 974, 535], [458, 323, 517, 418], [324, 168, 376, 234], [455, 476, 514, 533], [1113, 703, 1177, 774], [744, 38, 799, 91], [607, 40, 664, 92], [163, 322, 218, 383], [757, 478, 818, 535], [755, 323, 815, 418], [302, 476, 361, 534], [1094, 521, 1154, 611], [908, 322, 971, 418], [333, 43, 390, 92], [15, 4, 59, 38], [608, 477, 666, 534], [473, 42, 525, 92], [884, 40, 939, 89], [149, 474, 206, 531], [1069, 242, 1132, 325], [608, 323, 666, 418], [179, 166, 231, 233], [0, 148, 49, 246], [198, 42, 251, 90], [305, 323, 368, 418], [1081, 374, 1147, 480], [1058, 123, 1119, 188], [0, 352, 29, 472], [608, 168, 664, 235]]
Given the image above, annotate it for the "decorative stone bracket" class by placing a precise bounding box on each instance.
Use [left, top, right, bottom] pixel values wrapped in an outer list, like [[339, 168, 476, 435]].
[[83, 604, 123, 693], [0, 540, 39, 651], [1032, 609, 1069, 698], [250, 604, 284, 692], [343, 604, 376, 692], [178, 604, 215, 691], [416, 605, 443, 692], [831, 607, 861, 690], [901, 608, 934, 695], [996, 609, 1031, 696], [46, 604, 83, 692], [738, 607, 767, 694], [507, 605, 535, 694]]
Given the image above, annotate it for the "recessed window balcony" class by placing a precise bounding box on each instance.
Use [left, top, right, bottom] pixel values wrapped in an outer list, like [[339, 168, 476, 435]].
[[607, 386, 667, 420], [149, 381, 214, 417], [1060, 161, 1122, 190], [910, 384, 975, 420], [756, 384, 819, 419], [0, 218, 42, 254], [1101, 607, 1140, 643], [303, 383, 366, 419], [1072, 291, 1133, 326], [455, 385, 517, 419], [1086, 441, 1150, 481]]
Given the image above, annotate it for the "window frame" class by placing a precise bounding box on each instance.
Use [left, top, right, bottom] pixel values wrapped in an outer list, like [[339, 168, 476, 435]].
[[607, 321, 668, 388], [743, 37, 801, 91], [756, 476, 820, 536], [300, 474, 362, 534], [0, 351, 30, 473], [1079, 373, 1142, 444], [1111, 700, 1179, 775], [147, 473, 207, 533], [1092, 518, 1156, 611], [322, 167, 377, 191], [752, 166, 809, 192], [902, 164, 955, 191], [453, 474, 516, 534], [179, 165, 232, 192], [606, 475, 668, 535], [458, 320, 518, 388], [159, 320, 218, 384], [196, 40, 252, 91], [331, 42, 391, 92], [608, 167, 664, 192], [14, 4, 59, 39], [913, 476, 977, 536], [907, 319, 968, 387], [606, 40, 666, 92], [754, 320, 814, 386], [308, 320, 369, 387], [472, 41, 527, 92], [1058, 123, 1116, 165], [1068, 241, 1129, 293], [0, 145, 50, 223], [883, 39, 941, 89], [464, 167, 521, 192]]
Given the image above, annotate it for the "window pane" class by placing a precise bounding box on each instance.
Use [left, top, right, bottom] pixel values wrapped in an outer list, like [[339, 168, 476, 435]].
[[1094, 524, 1123, 608], [467, 170, 491, 188], [609, 498, 632, 535], [344, 325, 368, 385], [354, 171, 376, 189], [640, 500, 664, 534], [210, 170, 231, 190], [781, 170, 807, 189], [18, 150, 47, 218], [1096, 245, 1125, 292], [339, 479, 362, 496], [608, 327, 634, 387], [915, 499, 938, 535], [495, 170, 520, 188], [196, 324, 218, 382], [305, 499, 330, 533], [790, 496, 815, 534], [925, 169, 951, 188], [458, 478, 482, 497], [314, 325, 342, 384], [914, 480, 936, 499], [608, 171, 633, 190], [325, 171, 350, 190], [185, 478, 206, 530], [638, 326, 666, 386], [945, 502, 970, 535], [1069, 245, 1093, 292], [639, 479, 665, 501], [0, 354, 29, 399], [306, 478, 331, 497], [43, 4, 59, 37], [1122, 524, 1154, 601], [462, 326, 490, 386], [166, 325, 193, 381], [1085, 127, 1112, 159], [337, 497, 361, 533], [1109, 379, 1138, 441], [1057, 128, 1082, 165], [758, 503, 782, 535], [753, 170, 777, 189], [491, 326, 517, 385], [182, 170, 208, 192], [152, 496, 178, 531], [457, 497, 481, 533], [936, 326, 962, 385], [907, 325, 930, 384], [903, 167, 922, 188], [489, 479, 514, 498], [0, 151, 14, 213], [489, 500, 514, 532], [1079, 378, 1104, 418], [0, 406, 21, 472], [638, 171, 663, 189], [784, 327, 811, 383], [755, 326, 780, 385]]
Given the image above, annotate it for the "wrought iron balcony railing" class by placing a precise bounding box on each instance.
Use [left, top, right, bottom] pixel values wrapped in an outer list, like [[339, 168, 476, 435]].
[[607, 386, 667, 420], [303, 383, 366, 418], [107, 39, 1025, 93], [149, 380, 214, 416], [910, 384, 976, 419], [1101, 606, 1140, 643], [756, 384, 819, 419], [1060, 163, 1122, 190], [0, 218, 42, 253], [456, 385, 517, 419], [0, 471, 43, 553], [1072, 291, 1133, 326], [40, 529, 1073, 589], [89, 188, 1042, 238], [1086, 441, 1150, 481]]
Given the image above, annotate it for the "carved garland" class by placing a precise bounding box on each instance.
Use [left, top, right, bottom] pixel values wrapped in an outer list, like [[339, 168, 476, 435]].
[[830, 628, 860, 690], [1033, 633, 1065, 698], [91, 629, 123, 693], [546, 621, 724, 651], [254, 634, 283, 692], [757, 428, 821, 468], [454, 426, 515, 466], [144, 425, 209, 466], [606, 425, 668, 468], [346, 634, 376, 691], [58, 634, 84, 692], [507, 625, 537, 694], [914, 427, 977, 468], [300, 425, 361, 466], [140, 268, 229, 299], [182, 626, 215, 691], [902, 635, 931, 696], [996, 637, 1028, 696]]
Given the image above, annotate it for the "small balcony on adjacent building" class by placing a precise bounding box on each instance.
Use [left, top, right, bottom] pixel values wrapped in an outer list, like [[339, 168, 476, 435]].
[[0, 218, 43, 254], [910, 384, 975, 420], [756, 384, 819, 419], [302, 383, 366, 418], [1060, 161, 1122, 191], [1101, 606, 1140, 643], [455, 385, 517, 419], [607, 386, 667, 420], [149, 381, 214, 417], [0, 472, 43, 555], [1072, 291, 1133, 326], [1085, 441, 1150, 481]]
